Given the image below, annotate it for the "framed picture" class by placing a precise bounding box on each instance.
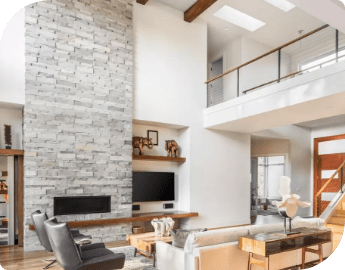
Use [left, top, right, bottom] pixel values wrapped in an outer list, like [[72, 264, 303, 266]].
[[147, 130, 158, 146]]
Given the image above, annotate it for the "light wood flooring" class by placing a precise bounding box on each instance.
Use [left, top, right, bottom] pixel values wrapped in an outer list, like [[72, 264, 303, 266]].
[[0, 241, 127, 270]]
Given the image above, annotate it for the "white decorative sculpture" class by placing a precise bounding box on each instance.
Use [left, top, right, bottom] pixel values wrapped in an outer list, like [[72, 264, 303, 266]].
[[273, 176, 311, 235], [151, 217, 175, 236]]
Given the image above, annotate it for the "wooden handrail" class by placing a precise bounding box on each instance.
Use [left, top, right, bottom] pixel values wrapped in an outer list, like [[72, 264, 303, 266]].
[[206, 24, 329, 84], [242, 54, 345, 93], [315, 159, 345, 198]]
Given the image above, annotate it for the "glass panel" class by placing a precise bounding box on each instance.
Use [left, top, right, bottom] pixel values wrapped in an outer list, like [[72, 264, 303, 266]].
[[267, 164, 284, 197], [321, 170, 338, 179], [268, 156, 285, 164], [321, 192, 337, 202], [339, 30, 345, 62], [319, 139, 345, 155]]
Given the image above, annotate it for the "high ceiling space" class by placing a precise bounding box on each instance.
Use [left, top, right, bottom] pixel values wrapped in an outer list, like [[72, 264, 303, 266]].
[[155, 0, 325, 57]]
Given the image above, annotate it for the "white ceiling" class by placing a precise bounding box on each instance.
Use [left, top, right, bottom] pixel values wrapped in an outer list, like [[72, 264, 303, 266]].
[[330, 0, 345, 10], [155, 0, 198, 12], [154, 0, 326, 59]]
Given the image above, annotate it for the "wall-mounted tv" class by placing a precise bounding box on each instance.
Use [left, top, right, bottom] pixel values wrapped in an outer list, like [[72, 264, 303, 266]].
[[132, 172, 175, 203]]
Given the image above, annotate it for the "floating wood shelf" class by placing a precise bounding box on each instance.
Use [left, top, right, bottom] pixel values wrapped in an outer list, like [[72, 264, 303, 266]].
[[29, 211, 198, 231], [0, 149, 24, 156], [132, 155, 186, 162]]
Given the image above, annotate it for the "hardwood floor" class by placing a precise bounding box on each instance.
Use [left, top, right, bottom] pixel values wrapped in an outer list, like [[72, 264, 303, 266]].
[[0, 241, 127, 270]]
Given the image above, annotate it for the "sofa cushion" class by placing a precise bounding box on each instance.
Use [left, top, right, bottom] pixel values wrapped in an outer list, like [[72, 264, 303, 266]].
[[170, 228, 207, 248], [292, 217, 324, 229], [246, 222, 285, 235], [184, 227, 249, 253]]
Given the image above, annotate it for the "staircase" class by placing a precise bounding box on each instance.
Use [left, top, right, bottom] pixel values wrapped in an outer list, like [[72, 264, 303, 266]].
[[325, 202, 345, 251]]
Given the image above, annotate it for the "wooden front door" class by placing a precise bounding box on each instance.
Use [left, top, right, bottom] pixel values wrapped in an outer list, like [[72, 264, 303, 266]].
[[314, 134, 345, 216]]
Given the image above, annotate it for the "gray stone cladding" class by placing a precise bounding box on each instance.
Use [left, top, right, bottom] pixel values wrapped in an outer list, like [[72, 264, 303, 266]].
[[24, 0, 133, 251]]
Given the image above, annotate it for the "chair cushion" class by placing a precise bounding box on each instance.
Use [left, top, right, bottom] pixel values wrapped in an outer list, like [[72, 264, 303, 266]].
[[81, 252, 125, 270], [246, 222, 285, 235], [170, 228, 207, 248], [184, 227, 249, 253], [292, 217, 324, 229], [81, 248, 115, 261]]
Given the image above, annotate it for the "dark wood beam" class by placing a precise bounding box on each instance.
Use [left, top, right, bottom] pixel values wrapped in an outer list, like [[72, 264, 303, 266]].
[[137, 0, 149, 5], [184, 0, 218, 23]]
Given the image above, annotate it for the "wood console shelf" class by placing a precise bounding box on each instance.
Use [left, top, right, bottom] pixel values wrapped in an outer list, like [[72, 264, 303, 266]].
[[29, 211, 198, 231], [0, 149, 24, 156], [133, 155, 186, 162]]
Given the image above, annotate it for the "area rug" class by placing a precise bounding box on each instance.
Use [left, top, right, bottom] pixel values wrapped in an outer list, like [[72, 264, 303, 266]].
[[109, 246, 156, 270]]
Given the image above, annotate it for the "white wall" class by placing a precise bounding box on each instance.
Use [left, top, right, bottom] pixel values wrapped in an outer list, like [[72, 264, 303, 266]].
[[0, 9, 25, 105], [0, 108, 23, 149], [133, 1, 205, 127], [252, 125, 312, 216], [134, 1, 252, 229]]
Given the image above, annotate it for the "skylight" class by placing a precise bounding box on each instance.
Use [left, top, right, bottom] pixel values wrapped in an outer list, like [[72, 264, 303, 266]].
[[213, 6, 266, 32], [262, 0, 295, 12]]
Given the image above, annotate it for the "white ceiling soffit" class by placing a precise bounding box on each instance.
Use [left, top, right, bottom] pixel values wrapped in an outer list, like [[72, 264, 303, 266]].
[[295, 114, 345, 128]]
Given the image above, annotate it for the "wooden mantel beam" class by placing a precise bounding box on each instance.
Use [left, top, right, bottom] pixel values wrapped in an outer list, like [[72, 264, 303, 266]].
[[137, 0, 149, 5], [184, 0, 218, 23]]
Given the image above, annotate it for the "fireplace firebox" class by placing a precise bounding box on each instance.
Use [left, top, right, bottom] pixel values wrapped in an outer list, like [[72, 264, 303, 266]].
[[54, 196, 111, 216]]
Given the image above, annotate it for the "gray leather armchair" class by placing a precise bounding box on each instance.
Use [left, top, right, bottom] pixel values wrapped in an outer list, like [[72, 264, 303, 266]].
[[44, 217, 125, 270], [31, 210, 92, 269]]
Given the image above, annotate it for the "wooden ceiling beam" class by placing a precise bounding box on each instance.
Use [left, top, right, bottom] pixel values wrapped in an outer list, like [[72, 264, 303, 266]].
[[184, 0, 218, 23], [137, 0, 149, 5]]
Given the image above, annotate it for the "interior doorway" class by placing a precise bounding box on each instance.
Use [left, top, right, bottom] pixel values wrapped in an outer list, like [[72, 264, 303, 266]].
[[251, 156, 285, 221], [207, 57, 224, 107], [314, 134, 345, 216]]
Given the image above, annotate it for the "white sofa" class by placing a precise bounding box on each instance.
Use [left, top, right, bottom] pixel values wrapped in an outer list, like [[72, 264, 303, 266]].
[[156, 218, 332, 270]]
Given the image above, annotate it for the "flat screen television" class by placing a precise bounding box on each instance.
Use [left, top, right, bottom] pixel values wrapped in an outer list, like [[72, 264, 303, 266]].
[[132, 172, 175, 202]]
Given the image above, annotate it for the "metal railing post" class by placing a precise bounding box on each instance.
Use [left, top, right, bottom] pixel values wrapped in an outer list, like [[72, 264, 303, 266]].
[[237, 68, 240, 97], [278, 49, 281, 83], [336, 29, 339, 62]]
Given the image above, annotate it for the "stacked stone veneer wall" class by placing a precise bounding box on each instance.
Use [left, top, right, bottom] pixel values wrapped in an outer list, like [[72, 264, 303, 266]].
[[24, 0, 133, 251]]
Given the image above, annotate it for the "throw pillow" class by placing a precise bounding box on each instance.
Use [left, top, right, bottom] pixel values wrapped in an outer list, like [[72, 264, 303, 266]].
[[170, 228, 207, 248]]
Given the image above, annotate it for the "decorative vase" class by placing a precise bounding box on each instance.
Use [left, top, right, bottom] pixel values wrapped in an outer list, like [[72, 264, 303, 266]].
[[151, 217, 175, 236]]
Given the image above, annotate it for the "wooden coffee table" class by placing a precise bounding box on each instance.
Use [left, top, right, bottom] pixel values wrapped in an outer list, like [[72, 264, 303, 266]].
[[238, 227, 332, 270], [127, 232, 173, 267]]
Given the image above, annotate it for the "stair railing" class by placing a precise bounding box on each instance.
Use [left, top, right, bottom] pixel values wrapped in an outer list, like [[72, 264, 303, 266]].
[[315, 159, 345, 217]]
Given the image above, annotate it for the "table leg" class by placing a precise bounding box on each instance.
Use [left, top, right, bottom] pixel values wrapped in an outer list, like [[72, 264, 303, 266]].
[[153, 252, 156, 267], [302, 248, 306, 269], [248, 252, 252, 270], [318, 244, 323, 263]]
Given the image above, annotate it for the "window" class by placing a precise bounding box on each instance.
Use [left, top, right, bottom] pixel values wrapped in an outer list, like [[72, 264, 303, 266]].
[[258, 156, 285, 198], [301, 46, 345, 73]]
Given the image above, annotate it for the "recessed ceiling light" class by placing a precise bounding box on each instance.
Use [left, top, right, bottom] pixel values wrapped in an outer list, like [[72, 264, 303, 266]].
[[214, 6, 266, 32], [224, 27, 229, 31], [262, 0, 295, 12]]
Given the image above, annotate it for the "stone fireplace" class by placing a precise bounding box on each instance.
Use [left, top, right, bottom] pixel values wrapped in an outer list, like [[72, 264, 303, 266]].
[[24, 0, 133, 251]]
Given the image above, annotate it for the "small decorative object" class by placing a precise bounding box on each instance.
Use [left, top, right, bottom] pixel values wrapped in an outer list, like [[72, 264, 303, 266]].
[[273, 176, 311, 235], [133, 226, 145, 234], [151, 217, 175, 236], [132, 136, 154, 155], [147, 130, 158, 146], [165, 140, 179, 158], [4, 125, 12, 149]]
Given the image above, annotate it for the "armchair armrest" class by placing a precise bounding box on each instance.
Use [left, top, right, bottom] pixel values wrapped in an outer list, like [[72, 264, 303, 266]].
[[156, 241, 185, 270]]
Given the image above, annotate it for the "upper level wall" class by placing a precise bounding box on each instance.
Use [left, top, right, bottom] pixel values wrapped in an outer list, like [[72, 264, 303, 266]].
[[0, 9, 25, 105], [133, 1, 207, 127]]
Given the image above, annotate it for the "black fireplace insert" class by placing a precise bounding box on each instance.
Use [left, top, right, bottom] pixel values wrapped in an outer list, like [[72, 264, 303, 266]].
[[54, 196, 111, 216]]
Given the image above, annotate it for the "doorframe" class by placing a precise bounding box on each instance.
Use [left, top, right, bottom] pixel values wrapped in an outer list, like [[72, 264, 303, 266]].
[[313, 133, 345, 216]]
